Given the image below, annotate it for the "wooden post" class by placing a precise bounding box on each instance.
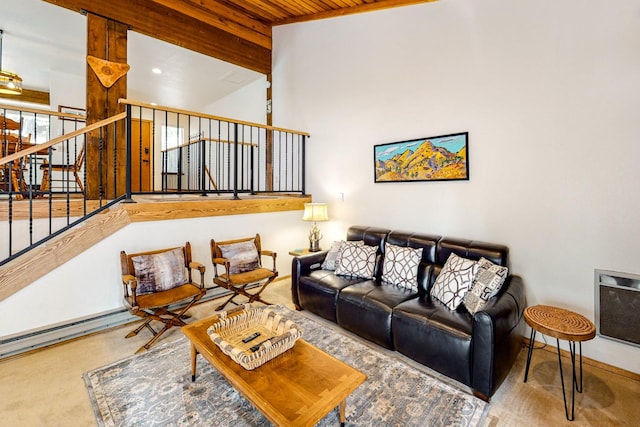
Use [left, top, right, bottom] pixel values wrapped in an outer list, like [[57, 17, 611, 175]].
[[86, 14, 127, 200], [265, 73, 273, 192]]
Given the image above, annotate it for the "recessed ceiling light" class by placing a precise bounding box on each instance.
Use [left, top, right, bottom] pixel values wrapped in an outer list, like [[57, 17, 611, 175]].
[[152, 68, 162, 74]]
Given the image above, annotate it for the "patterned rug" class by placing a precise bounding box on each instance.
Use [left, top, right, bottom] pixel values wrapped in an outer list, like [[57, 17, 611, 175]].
[[84, 306, 488, 426]]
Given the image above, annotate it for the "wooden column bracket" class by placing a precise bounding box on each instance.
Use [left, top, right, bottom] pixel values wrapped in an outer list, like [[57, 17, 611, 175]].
[[87, 55, 130, 88]]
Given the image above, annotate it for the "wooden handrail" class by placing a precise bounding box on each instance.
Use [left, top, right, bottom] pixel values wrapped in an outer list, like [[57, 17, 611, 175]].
[[119, 98, 311, 137], [0, 112, 127, 167], [0, 103, 85, 120]]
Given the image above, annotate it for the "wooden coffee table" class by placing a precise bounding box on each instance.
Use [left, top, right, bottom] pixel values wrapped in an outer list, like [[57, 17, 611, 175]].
[[182, 314, 366, 427]]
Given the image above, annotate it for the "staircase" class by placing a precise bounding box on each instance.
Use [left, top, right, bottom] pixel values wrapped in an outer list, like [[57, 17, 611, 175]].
[[1, 100, 310, 300]]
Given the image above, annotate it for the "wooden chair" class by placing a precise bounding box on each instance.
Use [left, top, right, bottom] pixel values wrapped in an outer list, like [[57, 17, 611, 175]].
[[210, 234, 278, 311], [1, 119, 32, 198], [120, 242, 206, 353], [1, 116, 22, 158], [40, 142, 85, 192]]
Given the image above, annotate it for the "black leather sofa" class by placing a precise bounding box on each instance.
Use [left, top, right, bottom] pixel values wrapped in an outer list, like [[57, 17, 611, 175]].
[[291, 225, 526, 400]]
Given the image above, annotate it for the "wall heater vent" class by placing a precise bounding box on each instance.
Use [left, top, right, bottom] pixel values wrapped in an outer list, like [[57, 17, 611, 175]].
[[595, 269, 640, 348]]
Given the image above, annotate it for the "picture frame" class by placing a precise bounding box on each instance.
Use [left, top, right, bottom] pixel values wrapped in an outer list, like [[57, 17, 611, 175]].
[[58, 105, 86, 122], [374, 132, 469, 183]]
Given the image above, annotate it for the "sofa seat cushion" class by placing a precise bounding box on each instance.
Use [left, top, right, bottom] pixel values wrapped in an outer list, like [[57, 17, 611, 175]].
[[298, 270, 363, 323], [392, 296, 473, 386], [337, 281, 418, 350]]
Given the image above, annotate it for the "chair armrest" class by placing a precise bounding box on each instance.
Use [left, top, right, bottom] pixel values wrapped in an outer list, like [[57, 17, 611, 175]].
[[471, 275, 526, 397], [260, 250, 277, 272], [212, 257, 227, 265], [211, 257, 230, 279], [189, 261, 205, 270], [188, 261, 206, 288], [122, 274, 137, 304]]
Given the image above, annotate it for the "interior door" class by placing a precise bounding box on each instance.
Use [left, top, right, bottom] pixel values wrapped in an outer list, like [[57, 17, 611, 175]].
[[130, 119, 152, 192]]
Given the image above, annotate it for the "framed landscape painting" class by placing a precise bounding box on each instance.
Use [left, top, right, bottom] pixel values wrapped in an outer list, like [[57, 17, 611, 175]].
[[374, 132, 469, 183]]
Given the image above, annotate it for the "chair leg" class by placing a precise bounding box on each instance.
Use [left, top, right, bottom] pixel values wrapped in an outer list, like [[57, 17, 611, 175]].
[[136, 323, 171, 353], [40, 168, 50, 192], [10, 167, 23, 200], [133, 294, 204, 353], [246, 278, 276, 305], [215, 292, 241, 311], [74, 171, 84, 192], [125, 318, 154, 338]]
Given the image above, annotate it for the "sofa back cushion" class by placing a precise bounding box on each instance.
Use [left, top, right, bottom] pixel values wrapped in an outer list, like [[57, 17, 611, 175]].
[[347, 225, 390, 248], [429, 237, 509, 293]]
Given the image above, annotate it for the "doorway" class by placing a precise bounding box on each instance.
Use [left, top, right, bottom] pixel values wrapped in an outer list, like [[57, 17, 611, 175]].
[[130, 118, 152, 192]]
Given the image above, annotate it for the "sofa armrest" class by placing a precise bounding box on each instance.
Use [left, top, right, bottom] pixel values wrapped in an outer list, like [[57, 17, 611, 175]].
[[291, 251, 328, 309], [471, 275, 526, 398]]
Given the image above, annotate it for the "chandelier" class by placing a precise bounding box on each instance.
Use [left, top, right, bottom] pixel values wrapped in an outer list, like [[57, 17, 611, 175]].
[[0, 29, 23, 96]]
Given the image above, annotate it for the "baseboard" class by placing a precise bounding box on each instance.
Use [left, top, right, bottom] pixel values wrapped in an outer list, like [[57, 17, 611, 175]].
[[0, 308, 136, 359], [523, 337, 640, 382], [0, 286, 232, 360], [1, 275, 304, 360]]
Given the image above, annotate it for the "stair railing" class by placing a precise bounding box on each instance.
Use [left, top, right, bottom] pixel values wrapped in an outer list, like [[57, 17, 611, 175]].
[[1, 100, 309, 266]]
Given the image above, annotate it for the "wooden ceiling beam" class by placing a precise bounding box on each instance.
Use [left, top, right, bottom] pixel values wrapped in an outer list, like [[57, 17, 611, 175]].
[[226, 0, 292, 22], [0, 89, 51, 106], [273, 0, 439, 25], [150, 0, 272, 49], [43, 0, 271, 74]]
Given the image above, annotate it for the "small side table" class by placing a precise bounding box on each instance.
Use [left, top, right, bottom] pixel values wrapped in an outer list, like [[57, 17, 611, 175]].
[[523, 305, 596, 421], [289, 248, 314, 256]]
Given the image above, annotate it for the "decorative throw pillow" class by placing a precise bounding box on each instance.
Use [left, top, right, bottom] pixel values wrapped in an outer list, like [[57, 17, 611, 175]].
[[322, 240, 365, 270], [132, 247, 188, 295], [381, 243, 423, 291], [322, 241, 344, 271], [335, 241, 377, 279], [219, 240, 261, 275], [430, 253, 479, 310], [464, 257, 509, 314]]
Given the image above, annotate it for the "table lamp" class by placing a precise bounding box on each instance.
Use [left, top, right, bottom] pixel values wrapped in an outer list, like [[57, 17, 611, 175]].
[[302, 202, 329, 252]]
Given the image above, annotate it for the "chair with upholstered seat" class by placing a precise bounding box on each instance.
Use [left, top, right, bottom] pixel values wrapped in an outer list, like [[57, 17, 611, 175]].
[[120, 242, 206, 353], [39, 141, 85, 193], [210, 234, 278, 311]]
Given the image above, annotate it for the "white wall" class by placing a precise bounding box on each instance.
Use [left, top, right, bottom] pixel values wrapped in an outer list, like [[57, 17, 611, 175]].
[[272, 0, 640, 373], [200, 76, 268, 124], [0, 212, 308, 337]]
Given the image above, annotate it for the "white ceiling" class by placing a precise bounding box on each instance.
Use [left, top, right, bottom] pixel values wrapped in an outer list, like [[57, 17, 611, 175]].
[[0, 0, 264, 110]]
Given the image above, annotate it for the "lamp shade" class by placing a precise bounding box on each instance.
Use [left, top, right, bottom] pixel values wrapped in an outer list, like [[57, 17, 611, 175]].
[[302, 203, 328, 222], [0, 70, 22, 95]]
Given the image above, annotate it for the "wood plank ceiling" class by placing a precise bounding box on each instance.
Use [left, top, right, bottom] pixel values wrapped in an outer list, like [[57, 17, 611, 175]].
[[44, 0, 437, 75]]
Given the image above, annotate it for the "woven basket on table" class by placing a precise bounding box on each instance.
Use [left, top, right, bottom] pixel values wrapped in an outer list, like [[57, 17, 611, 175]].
[[207, 304, 303, 370]]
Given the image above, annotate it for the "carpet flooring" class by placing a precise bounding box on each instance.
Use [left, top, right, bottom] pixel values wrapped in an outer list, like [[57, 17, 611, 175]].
[[84, 305, 488, 426]]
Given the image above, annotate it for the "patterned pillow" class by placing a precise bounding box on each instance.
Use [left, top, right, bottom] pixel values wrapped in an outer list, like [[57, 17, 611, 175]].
[[132, 247, 188, 295], [322, 240, 364, 270], [430, 253, 479, 310], [381, 243, 423, 290], [322, 241, 344, 271], [463, 257, 509, 314], [219, 240, 260, 275], [335, 241, 377, 279]]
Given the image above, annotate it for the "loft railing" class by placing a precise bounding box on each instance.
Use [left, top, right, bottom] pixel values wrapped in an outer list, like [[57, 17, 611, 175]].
[[0, 100, 309, 266], [120, 100, 308, 198]]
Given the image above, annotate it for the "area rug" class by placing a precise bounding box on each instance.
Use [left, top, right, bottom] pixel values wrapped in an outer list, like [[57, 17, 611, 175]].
[[84, 306, 488, 426]]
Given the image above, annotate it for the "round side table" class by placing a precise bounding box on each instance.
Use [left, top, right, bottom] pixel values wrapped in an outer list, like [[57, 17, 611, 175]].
[[523, 305, 596, 421]]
